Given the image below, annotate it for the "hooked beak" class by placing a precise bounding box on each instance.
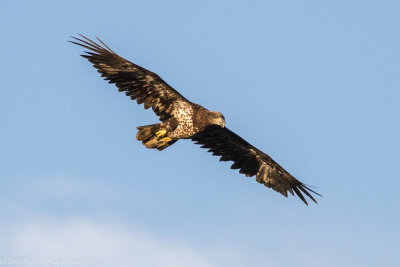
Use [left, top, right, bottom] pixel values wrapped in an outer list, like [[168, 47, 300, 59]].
[[217, 117, 226, 128]]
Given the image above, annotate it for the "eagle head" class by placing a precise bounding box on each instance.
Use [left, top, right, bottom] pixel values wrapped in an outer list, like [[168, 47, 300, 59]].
[[210, 111, 226, 128]]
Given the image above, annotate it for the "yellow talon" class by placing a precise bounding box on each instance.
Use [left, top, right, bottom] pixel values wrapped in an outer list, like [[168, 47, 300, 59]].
[[160, 137, 173, 142], [155, 129, 167, 138]]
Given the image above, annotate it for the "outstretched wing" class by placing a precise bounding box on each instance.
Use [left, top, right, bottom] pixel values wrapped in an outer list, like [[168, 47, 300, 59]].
[[70, 35, 190, 121], [192, 125, 320, 205]]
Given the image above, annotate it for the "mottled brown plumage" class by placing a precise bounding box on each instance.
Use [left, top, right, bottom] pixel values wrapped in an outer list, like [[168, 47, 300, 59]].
[[71, 35, 320, 205], [192, 126, 319, 204]]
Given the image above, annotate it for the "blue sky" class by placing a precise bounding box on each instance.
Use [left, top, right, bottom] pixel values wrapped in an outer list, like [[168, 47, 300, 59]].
[[1, 0, 399, 266]]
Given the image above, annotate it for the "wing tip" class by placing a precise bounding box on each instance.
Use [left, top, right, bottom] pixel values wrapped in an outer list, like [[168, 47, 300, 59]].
[[69, 34, 113, 55], [294, 183, 321, 205]]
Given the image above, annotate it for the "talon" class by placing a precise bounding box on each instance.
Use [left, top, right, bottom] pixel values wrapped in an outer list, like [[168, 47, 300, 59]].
[[155, 129, 167, 138], [160, 137, 173, 142]]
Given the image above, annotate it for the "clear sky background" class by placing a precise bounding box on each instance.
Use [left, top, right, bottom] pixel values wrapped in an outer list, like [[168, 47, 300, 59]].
[[1, 1, 399, 266]]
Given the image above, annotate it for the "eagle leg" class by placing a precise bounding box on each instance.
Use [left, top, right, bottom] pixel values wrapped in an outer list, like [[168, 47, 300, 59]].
[[155, 129, 167, 138], [136, 123, 177, 151], [160, 137, 173, 142]]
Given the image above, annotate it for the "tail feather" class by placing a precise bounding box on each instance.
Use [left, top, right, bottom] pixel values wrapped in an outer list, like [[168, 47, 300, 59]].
[[136, 124, 176, 151], [136, 124, 160, 141]]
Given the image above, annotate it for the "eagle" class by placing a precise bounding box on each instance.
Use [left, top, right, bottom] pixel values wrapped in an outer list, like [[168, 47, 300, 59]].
[[70, 35, 320, 205]]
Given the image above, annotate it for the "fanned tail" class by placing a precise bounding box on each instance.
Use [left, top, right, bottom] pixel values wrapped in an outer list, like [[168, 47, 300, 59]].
[[136, 124, 177, 151]]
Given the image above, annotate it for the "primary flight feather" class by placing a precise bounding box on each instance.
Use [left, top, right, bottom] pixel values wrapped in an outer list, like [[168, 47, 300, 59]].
[[70, 34, 320, 205]]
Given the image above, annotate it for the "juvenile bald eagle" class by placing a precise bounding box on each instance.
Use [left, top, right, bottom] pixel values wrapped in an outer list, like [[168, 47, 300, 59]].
[[70, 35, 320, 205]]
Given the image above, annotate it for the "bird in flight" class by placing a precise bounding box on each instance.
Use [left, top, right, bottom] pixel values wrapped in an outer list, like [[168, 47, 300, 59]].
[[70, 34, 320, 205]]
